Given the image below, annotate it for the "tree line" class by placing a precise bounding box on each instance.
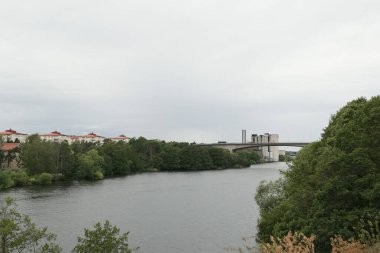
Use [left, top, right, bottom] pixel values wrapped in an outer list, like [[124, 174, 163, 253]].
[[0, 136, 261, 189]]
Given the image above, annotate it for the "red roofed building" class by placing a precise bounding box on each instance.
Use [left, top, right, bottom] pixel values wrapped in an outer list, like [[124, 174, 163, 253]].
[[0, 143, 20, 152], [70, 136, 80, 142], [111, 134, 130, 143], [0, 143, 20, 169], [39, 131, 73, 143], [0, 129, 28, 143], [0, 129, 130, 145], [78, 132, 105, 144]]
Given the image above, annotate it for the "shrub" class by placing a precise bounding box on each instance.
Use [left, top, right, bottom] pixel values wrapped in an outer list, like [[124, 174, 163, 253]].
[[11, 170, 30, 186], [93, 171, 104, 180], [364, 243, 380, 253], [52, 173, 64, 182], [330, 237, 379, 253], [262, 231, 315, 253], [142, 167, 159, 172], [73, 220, 133, 253], [35, 173, 53, 185], [0, 170, 15, 189], [357, 215, 380, 247], [331, 236, 364, 253]]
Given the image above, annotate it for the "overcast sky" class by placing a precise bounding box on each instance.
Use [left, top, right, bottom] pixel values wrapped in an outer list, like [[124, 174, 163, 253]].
[[0, 0, 379, 143]]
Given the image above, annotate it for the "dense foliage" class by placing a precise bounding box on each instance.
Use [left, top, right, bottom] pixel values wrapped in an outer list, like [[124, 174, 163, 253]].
[[73, 220, 134, 253], [255, 96, 380, 252], [0, 137, 261, 189], [0, 197, 61, 253]]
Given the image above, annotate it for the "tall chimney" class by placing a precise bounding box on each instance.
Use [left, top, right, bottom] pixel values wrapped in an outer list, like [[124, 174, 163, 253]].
[[242, 130, 246, 143]]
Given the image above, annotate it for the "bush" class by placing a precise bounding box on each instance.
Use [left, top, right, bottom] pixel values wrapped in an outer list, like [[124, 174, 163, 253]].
[[35, 173, 53, 185], [0, 170, 15, 189], [142, 167, 159, 172], [279, 154, 293, 162], [331, 235, 364, 253], [11, 170, 30, 186], [259, 232, 378, 253], [93, 171, 104, 180], [73, 220, 133, 253], [262, 231, 315, 253], [52, 173, 64, 182], [232, 151, 261, 168]]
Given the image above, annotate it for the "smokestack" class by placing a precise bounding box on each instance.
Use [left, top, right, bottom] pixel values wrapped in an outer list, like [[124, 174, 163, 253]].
[[242, 130, 246, 143]]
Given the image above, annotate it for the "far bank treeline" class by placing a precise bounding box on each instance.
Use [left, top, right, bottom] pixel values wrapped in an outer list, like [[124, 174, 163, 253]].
[[0, 136, 261, 189]]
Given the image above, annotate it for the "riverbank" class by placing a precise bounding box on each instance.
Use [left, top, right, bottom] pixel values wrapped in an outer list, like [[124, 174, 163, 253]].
[[1, 137, 263, 190], [0, 160, 263, 191]]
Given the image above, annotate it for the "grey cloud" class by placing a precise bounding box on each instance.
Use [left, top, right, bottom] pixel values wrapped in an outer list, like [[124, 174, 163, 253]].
[[1, 0, 379, 142]]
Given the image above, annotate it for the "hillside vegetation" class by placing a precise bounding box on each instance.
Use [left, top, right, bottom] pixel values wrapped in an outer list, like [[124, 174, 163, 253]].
[[255, 96, 380, 252]]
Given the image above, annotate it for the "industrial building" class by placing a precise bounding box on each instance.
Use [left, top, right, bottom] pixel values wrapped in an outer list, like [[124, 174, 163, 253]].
[[241, 130, 279, 162], [251, 133, 279, 162]]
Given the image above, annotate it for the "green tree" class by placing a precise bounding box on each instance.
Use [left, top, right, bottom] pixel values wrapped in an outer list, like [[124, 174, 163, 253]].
[[129, 137, 163, 169], [232, 151, 261, 167], [129, 137, 161, 156], [71, 141, 98, 156], [73, 220, 134, 253], [53, 142, 74, 175], [0, 147, 4, 169], [179, 145, 213, 170], [20, 138, 55, 175], [65, 141, 97, 179], [0, 138, 5, 168], [0, 197, 61, 253], [4, 147, 19, 169], [77, 149, 104, 180], [0, 171, 14, 189], [255, 96, 380, 252], [26, 134, 40, 144], [208, 148, 231, 169], [99, 143, 134, 176], [158, 145, 181, 171]]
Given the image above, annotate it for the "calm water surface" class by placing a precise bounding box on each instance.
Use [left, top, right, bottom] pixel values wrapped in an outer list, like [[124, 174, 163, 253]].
[[0, 162, 287, 253]]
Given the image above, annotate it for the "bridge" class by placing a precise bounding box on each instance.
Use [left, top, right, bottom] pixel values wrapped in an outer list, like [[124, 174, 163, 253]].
[[197, 142, 310, 153]]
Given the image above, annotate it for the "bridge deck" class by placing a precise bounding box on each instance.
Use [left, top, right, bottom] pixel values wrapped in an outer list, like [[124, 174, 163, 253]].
[[198, 142, 309, 147]]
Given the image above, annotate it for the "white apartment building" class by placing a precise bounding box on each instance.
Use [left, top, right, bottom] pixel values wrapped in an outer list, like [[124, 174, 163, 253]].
[[0, 129, 28, 143], [110, 134, 130, 143], [77, 132, 106, 144], [1, 128, 131, 145], [39, 131, 73, 144]]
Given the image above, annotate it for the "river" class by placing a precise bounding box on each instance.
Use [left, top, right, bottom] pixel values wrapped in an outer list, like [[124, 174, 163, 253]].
[[0, 162, 287, 253]]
